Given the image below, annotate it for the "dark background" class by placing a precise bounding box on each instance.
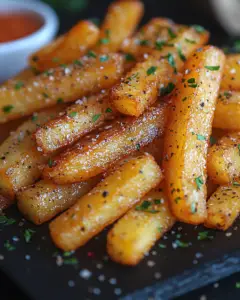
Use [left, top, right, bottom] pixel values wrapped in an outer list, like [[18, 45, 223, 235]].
[[1, 0, 240, 299]]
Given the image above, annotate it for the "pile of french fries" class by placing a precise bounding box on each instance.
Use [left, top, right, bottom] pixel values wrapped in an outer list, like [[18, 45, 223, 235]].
[[1, 0, 240, 266]]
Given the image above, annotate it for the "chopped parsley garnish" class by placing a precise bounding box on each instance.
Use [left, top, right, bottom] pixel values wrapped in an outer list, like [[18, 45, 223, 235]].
[[147, 66, 157, 76], [160, 82, 176, 97], [168, 28, 177, 39], [233, 182, 240, 187], [44, 70, 52, 76], [63, 257, 78, 265], [210, 136, 217, 145], [197, 231, 214, 241], [125, 53, 135, 62], [224, 91, 232, 98], [42, 92, 49, 98], [126, 72, 139, 81], [205, 66, 220, 71], [135, 200, 159, 213], [73, 59, 83, 67], [52, 57, 60, 63], [177, 46, 186, 62], [238, 144, 240, 155], [187, 77, 198, 88], [195, 176, 204, 190], [48, 158, 55, 168], [68, 111, 77, 118], [0, 215, 16, 225], [57, 98, 64, 104], [99, 29, 110, 44], [154, 199, 162, 205], [63, 251, 73, 257], [99, 55, 109, 62], [175, 240, 189, 248], [155, 40, 166, 50], [87, 50, 97, 58], [105, 107, 112, 113], [139, 39, 149, 46], [24, 229, 35, 243], [2, 105, 14, 113], [136, 143, 140, 151], [236, 282, 240, 288], [158, 243, 166, 249], [191, 202, 196, 214], [167, 53, 177, 73], [31, 114, 38, 122], [92, 114, 101, 122], [192, 25, 205, 33], [4, 240, 16, 251], [185, 38, 196, 44], [196, 133, 206, 141], [14, 81, 24, 90]]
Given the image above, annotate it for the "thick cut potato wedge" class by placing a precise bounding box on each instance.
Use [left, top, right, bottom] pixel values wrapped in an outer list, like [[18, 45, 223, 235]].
[[17, 177, 100, 225], [0, 53, 124, 123], [205, 185, 240, 230], [35, 93, 116, 154], [213, 91, 240, 130], [221, 54, 240, 90], [43, 103, 168, 184], [107, 183, 175, 265], [163, 46, 225, 224], [111, 26, 209, 117], [50, 154, 162, 251], [0, 106, 64, 206], [207, 132, 240, 184], [29, 21, 100, 72], [93, 0, 143, 54]]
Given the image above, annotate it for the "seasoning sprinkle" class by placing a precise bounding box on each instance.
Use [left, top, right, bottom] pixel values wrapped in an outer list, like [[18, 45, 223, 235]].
[[92, 114, 101, 122], [24, 229, 35, 243], [14, 81, 24, 90], [205, 66, 220, 71], [147, 66, 157, 76], [160, 82, 175, 96], [195, 176, 204, 190], [2, 105, 14, 113]]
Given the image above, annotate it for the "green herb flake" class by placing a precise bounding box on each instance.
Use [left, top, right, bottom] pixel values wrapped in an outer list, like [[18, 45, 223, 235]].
[[48, 158, 54, 168], [57, 98, 64, 104], [223, 91, 232, 98], [168, 28, 177, 39], [2, 105, 14, 113], [205, 66, 220, 71], [147, 66, 157, 76], [0, 215, 16, 225], [175, 197, 181, 204], [68, 111, 77, 118], [4, 240, 16, 251], [191, 202, 196, 214], [175, 240, 189, 248], [160, 82, 175, 96], [136, 143, 141, 151], [100, 55, 109, 62], [24, 229, 35, 243], [135, 200, 151, 211], [52, 57, 60, 63], [185, 38, 196, 44], [210, 136, 217, 145], [14, 81, 24, 90], [139, 39, 149, 46], [167, 53, 177, 73], [195, 176, 204, 190], [125, 53, 135, 62], [234, 40, 240, 52], [197, 231, 214, 241], [31, 114, 38, 122], [155, 40, 166, 50], [63, 251, 73, 257], [99, 29, 110, 44], [238, 144, 240, 156], [236, 282, 240, 288], [153, 199, 162, 205], [92, 114, 101, 122], [63, 257, 78, 265], [73, 59, 83, 67], [192, 25, 205, 33], [196, 134, 206, 141], [177, 46, 186, 62], [187, 78, 198, 88], [105, 107, 112, 113], [233, 182, 240, 187], [87, 50, 97, 58], [187, 78, 195, 83], [42, 92, 49, 98], [158, 243, 166, 249]]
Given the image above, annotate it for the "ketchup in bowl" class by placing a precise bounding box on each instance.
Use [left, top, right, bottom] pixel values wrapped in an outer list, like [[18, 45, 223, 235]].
[[0, 12, 43, 43]]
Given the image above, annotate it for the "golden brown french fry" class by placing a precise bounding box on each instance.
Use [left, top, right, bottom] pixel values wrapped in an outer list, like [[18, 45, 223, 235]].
[[121, 17, 177, 56], [43, 103, 168, 184], [0, 53, 124, 123], [207, 132, 240, 185], [221, 54, 240, 90], [0, 106, 65, 205], [35, 93, 116, 154], [141, 135, 164, 164], [93, 0, 143, 53], [17, 176, 100, 225], [29, 21, 100, 72], [107, 183, 175, 265], [163, 46, 225, 224], [205, 184, 240, 230], [50, 154, 162, 251], [213, 91, 240, 130], [4, 68, 35, 83], [111, 26, 209, 117]]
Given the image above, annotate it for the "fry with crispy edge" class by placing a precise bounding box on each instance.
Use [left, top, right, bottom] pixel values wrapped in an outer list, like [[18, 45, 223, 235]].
[[107, 182, 175, 265], [93, 0, 143, 54], [0, 106, 65, 206], [29, 21, 100, 72], [17, 176, 101, 225], [205, 184, 240, 230], [163, 46, 225, 224], [0, 53, 124, 123], [43, 103, 168, 184], [207, 132, 240, 185], [111, 26, 209, 117], [35, 93, 116, 154], [50, 154, 162, 251], [221, 54, 240, 90], [213, 91, 240, 130]]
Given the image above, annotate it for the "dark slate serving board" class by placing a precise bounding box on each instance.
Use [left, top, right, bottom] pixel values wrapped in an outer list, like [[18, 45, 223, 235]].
[[1, 205, 240, 300]]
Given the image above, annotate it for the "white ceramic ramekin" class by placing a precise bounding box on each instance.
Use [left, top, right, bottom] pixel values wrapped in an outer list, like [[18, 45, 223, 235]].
[[0, 0, 59, 83]]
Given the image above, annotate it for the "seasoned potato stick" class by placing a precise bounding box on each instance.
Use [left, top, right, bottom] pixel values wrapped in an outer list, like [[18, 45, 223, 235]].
[[0, 106, 65, 205], [213, 91, 240, 130], [207, 132, 240, 184], [163, 46, 225, 224], [17, 177, 100, 225], [221, 54, 240, 90], [107, 183, 175, 265], [30, 21, 100, 72], [93, 0, 143, 53], [35, 93, 116, 154], [43, 103, 168, 184], [111, 26, 209, 117], [5, 68, 35, 83], [0, 53, 124, 123], [205, 185, 240, 230], [50, 154, 162, 251]]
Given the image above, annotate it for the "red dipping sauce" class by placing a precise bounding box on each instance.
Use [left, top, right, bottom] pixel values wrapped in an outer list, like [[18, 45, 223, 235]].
[[0, 12, 43, 43]]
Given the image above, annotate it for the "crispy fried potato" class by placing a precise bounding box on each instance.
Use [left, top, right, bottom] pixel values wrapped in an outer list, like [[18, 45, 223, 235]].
[[163, 46, 225, 224], [111, 26, 209, 117], [221, 54, 240, 90], [17, 177, 100, 225], [5, 68, 35, 83], [107, 183, 175, 265], [207, 132, 240, 184], [0, 106, 65, 205], [93, 0, 143, 54], [0, 53, 124, 123], [205, 185, 240, 230], [213, 91, 240, 130], [50, 154, 162, 251], [29, 21, 100, 72], [43, 103, 168, 184], [35, 93, 116, 154]]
